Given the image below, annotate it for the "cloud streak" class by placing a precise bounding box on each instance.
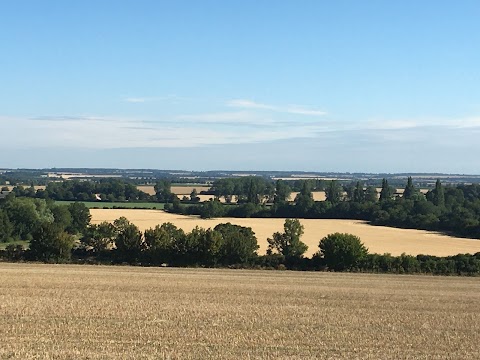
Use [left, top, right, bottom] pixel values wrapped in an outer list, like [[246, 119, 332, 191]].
[[2, 114, 479, 154], [227, 99, 327, 116], [123, 95, 187, 103]]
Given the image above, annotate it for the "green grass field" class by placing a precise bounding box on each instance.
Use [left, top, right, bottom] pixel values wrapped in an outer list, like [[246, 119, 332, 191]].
[[55, 201, 165, 209]]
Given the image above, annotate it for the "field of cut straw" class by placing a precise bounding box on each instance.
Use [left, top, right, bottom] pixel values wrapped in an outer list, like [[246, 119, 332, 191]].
[[90, 209, 480, 257], [1, 263, 479, 359]]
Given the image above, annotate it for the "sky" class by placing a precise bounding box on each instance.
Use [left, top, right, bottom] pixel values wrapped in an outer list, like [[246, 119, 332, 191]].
[[2, 1, 480, 173]]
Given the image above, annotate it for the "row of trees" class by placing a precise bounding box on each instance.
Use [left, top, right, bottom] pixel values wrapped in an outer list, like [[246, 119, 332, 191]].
[[171, 178, 480, 239], [14, 178, 202, 205], [80, 218, 259, 266], [8, 179, 154, 202]]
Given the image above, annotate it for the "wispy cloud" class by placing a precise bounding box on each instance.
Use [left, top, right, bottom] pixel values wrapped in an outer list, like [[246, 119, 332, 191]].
[[125, 97, 148, 103], [227, 99, 275, 110], [2, 114, 479, 156], [123, 95, 187, 103], [227, 99, 327, 116], [176, 111, 265, 124], [0, 113, 323, 150]]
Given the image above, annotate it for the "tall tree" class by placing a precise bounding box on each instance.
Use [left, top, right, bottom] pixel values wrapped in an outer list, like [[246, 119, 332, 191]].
[[325, 180, 342, 204], [364, 186, 378, 202], [353, 181, 365, 203], [274, 180, 292, 205], [68, 202, 91, 234], [294, 181, 314, 212], [403, 177, 417, 200], [433, 179, 445, 207], [379, 178, 394, 202], [190, 188, 200, 202], [114, 220, 144, 261], [0, 210, 14, 243], [154, 180, 174, 203], [267, 219, 308, 259]]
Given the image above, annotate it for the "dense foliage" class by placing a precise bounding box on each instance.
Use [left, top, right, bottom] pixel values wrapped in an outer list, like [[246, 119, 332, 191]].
[[174, 178, 480, 239], [36, 179, 153, 202]]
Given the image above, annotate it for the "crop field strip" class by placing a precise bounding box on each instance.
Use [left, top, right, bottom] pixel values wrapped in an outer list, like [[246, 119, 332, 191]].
[[0, 263, 479, 359], [90, 209, 480, 257], [54, 201, 165, 209]]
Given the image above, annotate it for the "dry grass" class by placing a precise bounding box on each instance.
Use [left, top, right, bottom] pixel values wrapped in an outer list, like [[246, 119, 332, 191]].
[[90, 209, 480, 257], [0, 263, 479, 359]]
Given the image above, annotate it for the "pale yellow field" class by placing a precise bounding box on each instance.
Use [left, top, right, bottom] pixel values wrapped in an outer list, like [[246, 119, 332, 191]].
[[137, 185, 211, 196], [288, 191, 327, 201], [1, 263, 479, 359], [90, 209, 480, 257], [3, 185, 46, 191]]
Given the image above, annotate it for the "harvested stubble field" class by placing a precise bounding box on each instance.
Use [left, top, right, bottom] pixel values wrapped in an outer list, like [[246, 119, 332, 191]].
[[0, 263, 479, 359], [90, 209, 480, 257]]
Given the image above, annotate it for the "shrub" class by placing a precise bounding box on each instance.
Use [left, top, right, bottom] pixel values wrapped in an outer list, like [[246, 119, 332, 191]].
[[318, 233, 368, 271]]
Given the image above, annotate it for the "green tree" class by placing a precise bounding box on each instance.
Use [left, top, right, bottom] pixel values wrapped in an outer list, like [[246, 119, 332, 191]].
[[274, 180, 292, 206], [68, 202, 91, 234], [319, 233, 368, 271], [173, 226, 222, 265], [200, 199, 224, 219], [0, 210, 14, 242], [154, 180, 174, 203], [50, 205, 72, 231], [432, 179, 445, 208], [379, 178, 394, 202], [4, 198, 54, 240], [267, 219, 308, 259], [352, 181, 365, 203], [294, 181, 314, 214], [144, 222, 185, 264], [114, 220, 144, 261], [214, 223, 259, 264], [190, 188, 200, 202], [325, 180, 342, 204], [29, 222, 75, 261], [246, 177, 262, 204], [403, 177, 419, 200], [82, 221, 116, 253], [364, 186, 378, 203]]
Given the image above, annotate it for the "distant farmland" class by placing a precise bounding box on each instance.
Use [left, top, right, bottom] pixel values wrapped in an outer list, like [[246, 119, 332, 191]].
[[137, 185, 211, 196], [55, 201, 164, 209], [90, 209, 480, 257]]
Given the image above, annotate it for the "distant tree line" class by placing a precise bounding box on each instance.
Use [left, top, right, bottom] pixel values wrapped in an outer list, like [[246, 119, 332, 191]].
[[171, 177, 480, 239], [17, 175, 480, 242]]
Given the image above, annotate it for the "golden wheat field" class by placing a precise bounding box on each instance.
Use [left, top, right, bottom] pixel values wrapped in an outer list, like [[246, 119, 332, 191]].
[[1, 263, 479, 359], [137, 185, 211, 196], [90, 209, 480, 257]]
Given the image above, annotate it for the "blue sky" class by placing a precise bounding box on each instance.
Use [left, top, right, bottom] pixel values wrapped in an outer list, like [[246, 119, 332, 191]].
[[2, 1, 480, 173]]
